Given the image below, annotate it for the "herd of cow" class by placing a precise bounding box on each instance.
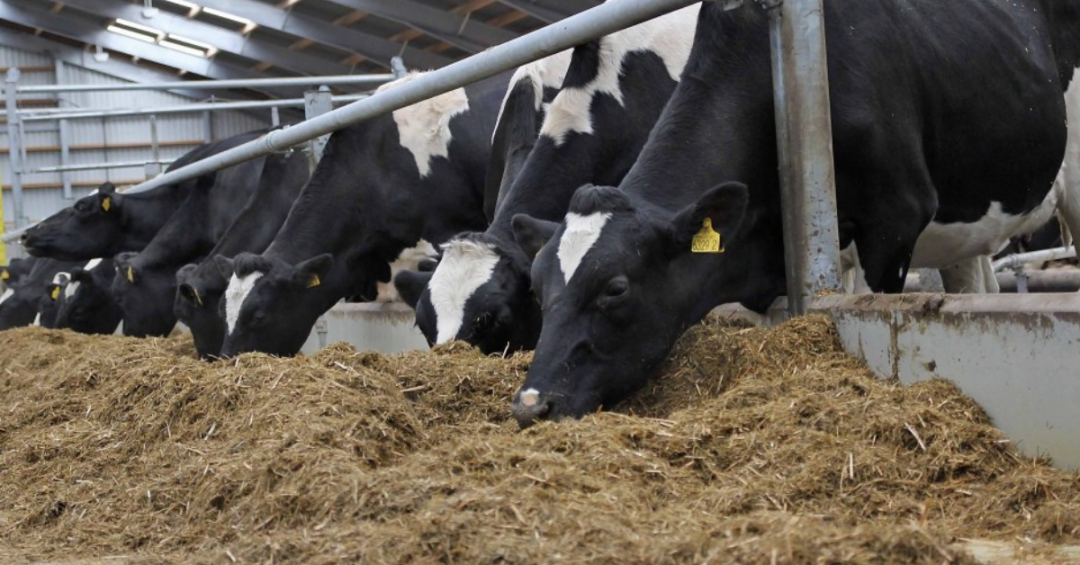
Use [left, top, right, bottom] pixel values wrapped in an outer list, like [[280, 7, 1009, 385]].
[[2, 0, 1079, 427]]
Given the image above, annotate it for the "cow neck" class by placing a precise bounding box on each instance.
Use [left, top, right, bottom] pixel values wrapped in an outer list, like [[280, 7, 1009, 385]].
[[133, 188, 213, 269], [1042, 0, 1080, 86], [118, 184, 189, 250]]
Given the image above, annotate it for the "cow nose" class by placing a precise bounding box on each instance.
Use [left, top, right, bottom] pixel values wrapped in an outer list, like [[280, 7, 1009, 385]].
[[511, 388, 553, 429]]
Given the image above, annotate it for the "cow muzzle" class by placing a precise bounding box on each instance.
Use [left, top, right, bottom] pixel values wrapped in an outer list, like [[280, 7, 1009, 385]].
[[510, 387, 555, 429]]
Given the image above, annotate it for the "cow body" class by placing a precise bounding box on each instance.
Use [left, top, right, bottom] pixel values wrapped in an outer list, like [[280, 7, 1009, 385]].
[[111, 152, 278, 338], [395, 4, 699, 354], [511, 0, 1080, 426], [217, 71, 511, 357], [0, 258, 80, 330], [20, 130, 267, 261], [174, 151, 309, 358], [1, 257, 34, 294]]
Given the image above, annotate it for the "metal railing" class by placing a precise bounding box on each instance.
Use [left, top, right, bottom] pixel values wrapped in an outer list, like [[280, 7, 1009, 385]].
[[13, 74, 396, 94], [17, 94, 369, 122]]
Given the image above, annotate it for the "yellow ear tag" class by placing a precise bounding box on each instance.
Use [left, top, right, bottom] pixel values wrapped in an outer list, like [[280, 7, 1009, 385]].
[[50, 286, 61, 300], [1, 269, 8, 281], [102, 197, 111, 212], [126, 265, 135, 283], [306, 274, 321, 289], [691, 217, 724, 254]]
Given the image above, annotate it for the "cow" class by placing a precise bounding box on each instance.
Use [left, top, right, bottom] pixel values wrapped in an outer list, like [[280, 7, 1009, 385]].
[[173, 150, 309, 358], [0, 258, 80, 330], [215, 71, 511, 357], [35, 270, 72, 328], [1, 257, 34, 294], [110, 150, 280, 338], [53, 258, 122, 335], [394, 4, 699, 354], [20, 129, 269, 261], [508, 0, 1080, 427]]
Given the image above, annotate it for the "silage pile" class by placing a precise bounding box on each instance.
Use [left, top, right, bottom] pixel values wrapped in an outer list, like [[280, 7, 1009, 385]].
[[0, 317, 1077, 565]]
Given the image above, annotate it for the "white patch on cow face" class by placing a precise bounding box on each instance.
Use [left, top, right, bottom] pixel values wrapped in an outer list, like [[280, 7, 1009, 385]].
[[540, 4, 698, 146], [912, 194, 1057, 268], [84, 258, 103, 271], [429, 240, 501, 344], [519, 388, 541, 407], [377, 73, 471, 178], [493, 49, 574, 142], [224, 272, 264, 335], [558, 212, 611, 283], [376, 239, 438, 303], [0, 288, 13, 306], [33, 312, 41, 326], [64, 281, 81, 301]]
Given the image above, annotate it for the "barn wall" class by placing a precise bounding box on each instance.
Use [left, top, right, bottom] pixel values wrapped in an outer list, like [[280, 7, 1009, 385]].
[[1, 43, 270, 254]]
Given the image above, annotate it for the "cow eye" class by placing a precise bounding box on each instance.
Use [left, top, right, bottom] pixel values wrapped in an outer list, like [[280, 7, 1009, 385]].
[[603, 277, 629, 299], [74, 202, 88, 213]]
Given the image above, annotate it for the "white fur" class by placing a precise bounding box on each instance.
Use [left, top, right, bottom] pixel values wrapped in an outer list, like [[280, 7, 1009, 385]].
[[540, 4, 698, 145], [493, 49, 574, 142], [519, 388, 541, 407], [429, 239, 501, 344], [64, 281, 81, 301], [377, 73, 471, 178], [376, 239, 438, 303], [84, 258, 103, 271], [224, 272, 264, 334], [558, 212, 611, 283], [33, 312, 41, 326], [0, 288, 14, 306]]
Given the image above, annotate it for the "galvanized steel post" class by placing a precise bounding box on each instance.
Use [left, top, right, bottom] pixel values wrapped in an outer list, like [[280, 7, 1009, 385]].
[[765, 0, 842, 316], [304, 86, 334, 171], [4, 68, 28, 229]]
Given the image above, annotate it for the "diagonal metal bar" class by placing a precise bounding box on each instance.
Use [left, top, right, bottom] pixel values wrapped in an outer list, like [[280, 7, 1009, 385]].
[[319, 0, 518, 52], [189, 0, 454, 70], [0, 0, 299, 99], [34, 0, 359, 79]]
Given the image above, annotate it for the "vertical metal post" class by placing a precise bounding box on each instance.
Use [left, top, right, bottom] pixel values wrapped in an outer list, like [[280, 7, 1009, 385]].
[[55, 59, 74, 199], [766, 0, 842, 316], [145, 113, 163, 179], [270, 106, 281, 127], [4, 68, 28, 229], [391, 56, 408, 79], [304, 86, 334, 172], [201, 108, 213, 143]]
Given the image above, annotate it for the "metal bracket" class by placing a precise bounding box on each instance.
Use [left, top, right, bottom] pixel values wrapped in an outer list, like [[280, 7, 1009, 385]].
[[390, 56, 408, 79]]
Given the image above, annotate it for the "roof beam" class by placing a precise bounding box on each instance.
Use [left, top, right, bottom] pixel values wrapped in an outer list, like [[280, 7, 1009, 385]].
[[493, 0, 568, 24], [0, 0, 299, 98], [319, 0, 518, 53], [188, 0, 454, 70], [57, 0, 362, 80]]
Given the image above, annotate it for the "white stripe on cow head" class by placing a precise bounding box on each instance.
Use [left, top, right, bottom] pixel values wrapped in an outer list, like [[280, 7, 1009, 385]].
[[540, 4, 698, 146], [493, 49, 574, 142], [0, 288, 14, 306], [224, 272, 264, 335], [429, 239, 501, 344], [377, 73, 471, 178], [33, 312, 41, 326], [84, 258, 103, 271], [558, 212, 611, 283]]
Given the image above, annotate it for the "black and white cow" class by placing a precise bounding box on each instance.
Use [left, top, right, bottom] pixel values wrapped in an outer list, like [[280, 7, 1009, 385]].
[[215, 71, 511, 357], [174, 151, 309, 358], [53, 258, 122, 335], [509, 0, 1080, 426], [20, 130, 269, 261], [110, 151, 275, 338], [35, 270, 72, 328], [0, 258, 80, 330], [1, 257, 34, 294], [394, 5, 699, 354]]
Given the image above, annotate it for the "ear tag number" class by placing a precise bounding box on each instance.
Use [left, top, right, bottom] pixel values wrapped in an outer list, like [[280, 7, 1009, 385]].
[[126, 265, 135, 283], [691, 217, 724, 254], [50, 286, 61, 300], [306, 274, 321, 289], [102, 197, 111, 212]]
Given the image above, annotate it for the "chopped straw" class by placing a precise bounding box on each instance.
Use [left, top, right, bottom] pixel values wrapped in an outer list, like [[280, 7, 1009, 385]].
[[0, 315, 1077, 564]]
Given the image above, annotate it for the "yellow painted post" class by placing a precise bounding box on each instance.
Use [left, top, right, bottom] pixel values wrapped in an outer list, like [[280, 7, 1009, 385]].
[[0, 163, 6, 265]]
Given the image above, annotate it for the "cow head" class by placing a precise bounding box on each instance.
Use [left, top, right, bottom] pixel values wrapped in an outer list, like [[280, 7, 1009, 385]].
[[509, 182, 748, 427], [394, 232, 545, 355], [57, 259, 121, 335], [36, 271, 72, 329], [21, 183, 123, 260], [174, 261, 229, 359], [0, 277, 45, 330], [216, 252, 335, 357], [111, 251, 178, 337]]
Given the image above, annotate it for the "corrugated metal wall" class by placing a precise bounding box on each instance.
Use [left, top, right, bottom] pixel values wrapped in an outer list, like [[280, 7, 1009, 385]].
[[2, 43, 270, 257]]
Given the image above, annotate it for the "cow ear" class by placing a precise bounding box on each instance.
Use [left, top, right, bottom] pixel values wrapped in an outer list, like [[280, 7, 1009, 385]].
[[394, 270, 432, 309], [512, 214, 560, 260], [214, 256, 236, 281], [294, 254, 334, 289], [98, 182, 117, 195], [669, 182, 748, 257]]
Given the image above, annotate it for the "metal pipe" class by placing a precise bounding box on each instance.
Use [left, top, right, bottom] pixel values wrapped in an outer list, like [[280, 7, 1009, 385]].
[[768, 0, 842, 316], [19, 94, 369, 122], [992, 246, 1078, 272], [270, 106, 281, 127], [5, 68, 28, 229], [2, 0, 700, 242], [59, 118, 73, 199], [16, 73, 396, 94], [29, 159, 175, 174], [114, 0, 702, 198]]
